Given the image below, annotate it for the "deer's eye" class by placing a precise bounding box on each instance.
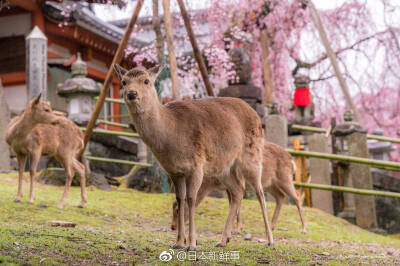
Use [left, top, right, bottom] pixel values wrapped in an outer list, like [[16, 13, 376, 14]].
[[144, 79, 149, 85], [44, 109, 50, 113], [122, 81, 127, 86]]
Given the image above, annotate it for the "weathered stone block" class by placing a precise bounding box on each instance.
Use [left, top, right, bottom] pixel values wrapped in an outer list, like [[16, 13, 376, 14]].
[[308, 134, 333, 214], [264, 115, 288, 148], [0, 81, 11, 171]]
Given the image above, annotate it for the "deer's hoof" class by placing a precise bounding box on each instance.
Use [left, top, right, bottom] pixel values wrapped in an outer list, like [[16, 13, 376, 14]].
[[215, 242, 226, 248], [171, 225, 177, 230], [172, 244, 185, 249], [13, 199, 21, 203], [77, 205, 85, 208], [57, 205, 64, 210], [301, 230, 307, 234], [186, 246, 196, 252], [27, 201, 33, 205], [266, 242, 274, 247]]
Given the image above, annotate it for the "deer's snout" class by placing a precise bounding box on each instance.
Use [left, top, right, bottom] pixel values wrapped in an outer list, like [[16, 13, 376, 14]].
[[127, 91, 137, 100]]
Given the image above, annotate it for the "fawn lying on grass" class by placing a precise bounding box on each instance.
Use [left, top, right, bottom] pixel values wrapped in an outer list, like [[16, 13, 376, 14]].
[[114, 64, 273, 250], [171, 141, 307, 234], [6, 94, 88, 209]]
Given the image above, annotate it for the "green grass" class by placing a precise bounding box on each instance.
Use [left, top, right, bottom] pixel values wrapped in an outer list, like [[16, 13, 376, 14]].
[[0, 172, 399, 265]]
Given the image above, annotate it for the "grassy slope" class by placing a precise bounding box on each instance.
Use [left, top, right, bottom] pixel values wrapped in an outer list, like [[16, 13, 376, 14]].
[[0, 172, 399, 265]]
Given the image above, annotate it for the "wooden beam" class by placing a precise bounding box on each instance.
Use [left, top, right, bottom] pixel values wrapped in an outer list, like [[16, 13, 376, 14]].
[[9, 0, 44, 31], [176, 0, 214, 96], [260, 29, 274, 104], [306, 0, 362, 125], [0, 72, 26, 86], [79, 0, 144, 158], [152, 0, 165, 63], [162, 0, 180, 100]]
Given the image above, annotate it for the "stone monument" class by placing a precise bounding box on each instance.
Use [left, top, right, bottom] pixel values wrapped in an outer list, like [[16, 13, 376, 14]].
[[0, 79, 11, 171], [333, 110, 378, 229], [293, 74, 314, 125], [218, 45, 264, 119], [26, 26, 47, 100], [57, 53, 100, 125]]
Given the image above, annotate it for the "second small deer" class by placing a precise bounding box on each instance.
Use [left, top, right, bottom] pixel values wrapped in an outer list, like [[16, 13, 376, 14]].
[[171, 141, 307, 234], [6, 94, 88, 209]]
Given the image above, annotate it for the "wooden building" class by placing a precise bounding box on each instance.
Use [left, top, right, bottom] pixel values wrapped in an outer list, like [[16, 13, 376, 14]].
[[0, 0, 144, 128]]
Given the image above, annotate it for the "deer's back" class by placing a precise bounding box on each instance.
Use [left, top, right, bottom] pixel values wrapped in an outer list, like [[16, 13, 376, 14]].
[[161, 97, 263, 176], [27, 118, 84, 158], [262, 142, 294, 188]]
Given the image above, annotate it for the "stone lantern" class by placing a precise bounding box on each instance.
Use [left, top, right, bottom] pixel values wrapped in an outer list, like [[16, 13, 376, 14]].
[[332, 110, 377, 229], [58, 53, 100, 125]]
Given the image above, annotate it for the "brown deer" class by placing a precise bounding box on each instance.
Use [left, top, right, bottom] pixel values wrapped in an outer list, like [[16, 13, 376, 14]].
[[114, 64, 273, 251], [6, 94, 87, 209], [171, 141, 307, 234]]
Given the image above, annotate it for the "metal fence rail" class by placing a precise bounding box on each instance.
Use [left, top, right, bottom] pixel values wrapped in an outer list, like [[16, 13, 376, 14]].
[[287, 149, 400, 171], [294, 182, 400, 199], [290, 124, 400, 144], [86, 156, 152, 168], [80, 127, 140, 138]]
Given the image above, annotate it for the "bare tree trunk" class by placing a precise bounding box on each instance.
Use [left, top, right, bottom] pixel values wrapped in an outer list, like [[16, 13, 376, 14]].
[[176, 0, 214, 97], [162, 0, 180, 100], [152, 0, 164, 64], [260, 30, 274, 104], [306, 0, 362, 125]]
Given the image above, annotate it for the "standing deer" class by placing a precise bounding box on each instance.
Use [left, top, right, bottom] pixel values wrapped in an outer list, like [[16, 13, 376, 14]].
[[171, 141, 307, 234], [114, 64, 273, 250], [6, 94, 87, 209]]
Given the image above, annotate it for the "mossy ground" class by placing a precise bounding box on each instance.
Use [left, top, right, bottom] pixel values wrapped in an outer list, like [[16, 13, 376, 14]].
[[0, 172, 399, 265]]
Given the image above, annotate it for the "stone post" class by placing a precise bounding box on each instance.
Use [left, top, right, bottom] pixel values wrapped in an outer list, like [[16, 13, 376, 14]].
[[348, 132, 378, 229], [264, 114, 287, 148], [308, 134, 333, 214], [0, 79, 11, 171], [333, 110, 377, 229], [26, 26, 47, 100]]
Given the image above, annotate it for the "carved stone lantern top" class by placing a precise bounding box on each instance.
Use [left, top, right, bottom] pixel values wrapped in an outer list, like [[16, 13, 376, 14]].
[[294, 74, 310, 89], [333, 110, 366, 136], [58, 53, 100, 96]]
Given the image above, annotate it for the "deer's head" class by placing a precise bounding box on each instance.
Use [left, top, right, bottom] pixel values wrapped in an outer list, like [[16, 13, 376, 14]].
[[26, 94, 60, 125], [114, 64, 164, 114]]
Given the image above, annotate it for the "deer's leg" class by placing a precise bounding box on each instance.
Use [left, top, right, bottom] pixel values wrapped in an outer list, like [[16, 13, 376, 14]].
[[254, 183, 274, 246], [73, 159, 87, 208], [58, 158, 74, 210], [14, 154, 27, 203], [267, 186, 285, 230], [172, 177, 186, 249], [279, 178, 307, 234], [226, 189, 242, 234], [216, 187, 242, 247], [186, 171, 203, 251], [28, 150, 41, 204]]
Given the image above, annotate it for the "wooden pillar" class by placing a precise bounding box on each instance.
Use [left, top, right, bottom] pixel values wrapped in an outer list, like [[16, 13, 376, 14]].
[[306, 0, 362, 125], [162, 0, 180, 100], [260, 30, 274, 104], [176, 0, 214, 96]]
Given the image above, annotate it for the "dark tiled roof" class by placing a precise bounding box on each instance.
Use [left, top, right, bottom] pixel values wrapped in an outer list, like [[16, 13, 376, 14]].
[[42, 1, 148, 46]]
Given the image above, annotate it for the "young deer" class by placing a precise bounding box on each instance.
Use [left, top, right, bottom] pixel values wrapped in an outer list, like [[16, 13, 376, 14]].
[[171, 141, 307, 234], [114, 64, 273, 250], [6, 94, 87, 209]]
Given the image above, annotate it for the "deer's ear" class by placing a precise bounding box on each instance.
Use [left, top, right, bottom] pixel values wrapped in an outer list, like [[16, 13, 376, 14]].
[[113, 64, 127, 81], [33, 93, 42, 105], [148, 64, 165, 80]]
